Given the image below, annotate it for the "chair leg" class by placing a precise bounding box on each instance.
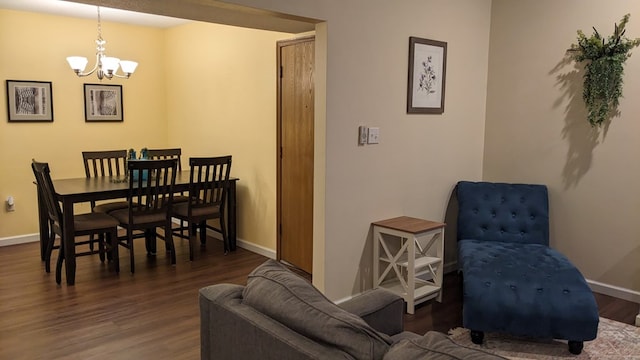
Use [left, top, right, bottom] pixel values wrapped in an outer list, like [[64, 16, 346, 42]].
[[45, 226, 56, 273], [568, 341, 583, 355], [109, 230, 119, 273], [220, 213, 229, 254], [55, 241, 65, 285], [188, 221, 196, 261], [165, 221, 176, 265], [199, 221, 207, 247], [145, 229, 157, 255], [89, 234, 95, 252], [98, 233, 106, 262], [128, 228, 135, 274], [470, 330, 484, 345]]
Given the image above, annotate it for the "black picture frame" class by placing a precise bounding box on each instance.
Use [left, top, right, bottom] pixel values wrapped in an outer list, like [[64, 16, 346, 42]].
[[84, 83, 123, 122], [407, 37, 447, 114], [6, 80, 54, 122]]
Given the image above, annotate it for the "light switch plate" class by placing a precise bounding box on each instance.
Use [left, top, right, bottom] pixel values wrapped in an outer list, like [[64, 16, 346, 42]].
[[358, 126, 368, 145], [367, 127, 379, 144]]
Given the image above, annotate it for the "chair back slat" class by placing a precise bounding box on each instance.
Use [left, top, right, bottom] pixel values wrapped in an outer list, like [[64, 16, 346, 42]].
[[127, 159, 178, 220], [82, 150, 127, 178], [147, 148, 183, 171], [188, 156, 232, 212], [31, 160, 63, 227]]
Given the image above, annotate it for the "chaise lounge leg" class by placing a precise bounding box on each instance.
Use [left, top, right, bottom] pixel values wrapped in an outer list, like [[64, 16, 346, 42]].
[[568, 340, 583, 355], [470, 330, 484, 345]]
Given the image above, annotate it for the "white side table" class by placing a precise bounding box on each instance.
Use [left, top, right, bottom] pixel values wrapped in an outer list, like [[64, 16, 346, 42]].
[[372, 216, 445, 314]]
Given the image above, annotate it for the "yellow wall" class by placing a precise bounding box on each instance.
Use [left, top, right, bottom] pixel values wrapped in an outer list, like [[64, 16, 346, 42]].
[[164, 22, 290, 250], [484, 0, 640, 293], [0, 9, 168, 237], [0, 9, 289, 254]]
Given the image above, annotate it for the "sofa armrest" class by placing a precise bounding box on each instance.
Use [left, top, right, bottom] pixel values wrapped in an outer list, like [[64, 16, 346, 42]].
[[338, 288, 404, 336], [200, 284, 354, 360]]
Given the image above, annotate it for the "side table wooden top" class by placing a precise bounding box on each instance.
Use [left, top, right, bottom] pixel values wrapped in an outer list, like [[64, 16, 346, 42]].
[[372, 216, 445, 234]]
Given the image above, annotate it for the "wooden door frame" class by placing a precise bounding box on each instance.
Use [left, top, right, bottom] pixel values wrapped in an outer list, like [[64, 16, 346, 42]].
[[276, 35, 315, 265]]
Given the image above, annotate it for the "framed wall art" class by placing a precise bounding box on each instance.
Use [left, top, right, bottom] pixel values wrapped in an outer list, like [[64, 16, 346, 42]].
[[407, 37, 447, 114], [84, 83, 123, 122], [6, 80, 54, 122]]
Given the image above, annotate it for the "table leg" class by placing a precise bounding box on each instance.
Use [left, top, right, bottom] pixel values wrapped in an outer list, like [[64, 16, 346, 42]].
[[62, 199, 76, 285], [228, 181, 237, 251], [36, 184, 49, 261]]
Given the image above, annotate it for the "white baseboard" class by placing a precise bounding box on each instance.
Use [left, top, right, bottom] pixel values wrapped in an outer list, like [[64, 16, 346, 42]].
[[636, 313, 640, 327], [587, 279, 640, 304], [444, 261, 458, 274], [202, 228, 276, 259], [0, 229, 277, 261], [0, 233, 40, 247]]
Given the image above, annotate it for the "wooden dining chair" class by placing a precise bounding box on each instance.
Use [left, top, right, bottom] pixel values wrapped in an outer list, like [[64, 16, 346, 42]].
[[82, 150, 130, 213], [31, 159, 120, 283], [147, 148, 189, 233], [172, 156, 232, 260], [146, 148, 183, 171], [109, 159, 178, 273]]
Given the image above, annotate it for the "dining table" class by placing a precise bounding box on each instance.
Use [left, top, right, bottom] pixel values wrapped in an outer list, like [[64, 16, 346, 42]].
[[36, 171, 239, 285]]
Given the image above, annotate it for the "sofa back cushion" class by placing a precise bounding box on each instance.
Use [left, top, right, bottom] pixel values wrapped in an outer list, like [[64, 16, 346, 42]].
[[456, 181, 549, 246], [384, 331, 507, 360], [243, 259, 392, 360]]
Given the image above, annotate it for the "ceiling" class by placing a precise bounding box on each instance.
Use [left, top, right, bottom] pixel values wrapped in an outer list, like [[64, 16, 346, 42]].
[[0, 0, 318, 33], [0, 0, 190, 28]]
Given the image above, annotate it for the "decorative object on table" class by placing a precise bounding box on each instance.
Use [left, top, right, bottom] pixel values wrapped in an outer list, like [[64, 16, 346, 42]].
[[66, 6, 138, 80], [5, 80, 53, 122], [568, 14, 640, 127], [407, 36, 447, 114], [84, 83, 123, 122], [131, 148, 151, 180]]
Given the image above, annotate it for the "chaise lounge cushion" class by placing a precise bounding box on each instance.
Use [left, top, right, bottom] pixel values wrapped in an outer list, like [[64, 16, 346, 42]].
[[384, 331, 507, 360], [243, 259, 392, 360], [458, 239, 599, 340]]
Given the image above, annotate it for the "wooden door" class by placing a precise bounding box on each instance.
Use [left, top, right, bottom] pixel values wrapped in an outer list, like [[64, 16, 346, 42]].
[[277, 36, 315, 274]]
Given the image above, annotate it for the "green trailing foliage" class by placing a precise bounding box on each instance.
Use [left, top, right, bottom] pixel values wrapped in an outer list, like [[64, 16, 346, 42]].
[[569, 14, 640, 127]]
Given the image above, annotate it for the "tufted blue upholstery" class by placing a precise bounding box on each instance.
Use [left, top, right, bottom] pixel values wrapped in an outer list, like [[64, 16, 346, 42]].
[[457, 181, 549, 246], [456, 181, 598, 343]]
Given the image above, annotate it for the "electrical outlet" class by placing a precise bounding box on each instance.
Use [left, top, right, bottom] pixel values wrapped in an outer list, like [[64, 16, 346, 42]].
[[367, 127, 380, 144], [358, 126, 368, 145]]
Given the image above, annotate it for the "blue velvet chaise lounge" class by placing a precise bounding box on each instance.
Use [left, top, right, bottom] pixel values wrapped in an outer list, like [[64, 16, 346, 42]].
[[456, 181, 599, 354]]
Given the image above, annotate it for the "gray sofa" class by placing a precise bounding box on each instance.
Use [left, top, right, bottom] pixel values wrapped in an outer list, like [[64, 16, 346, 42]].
[[199, 259, 506, 360]]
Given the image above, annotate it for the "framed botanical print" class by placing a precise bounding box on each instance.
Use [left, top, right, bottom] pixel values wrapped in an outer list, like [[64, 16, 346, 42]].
[[407, 37, 447, 114]]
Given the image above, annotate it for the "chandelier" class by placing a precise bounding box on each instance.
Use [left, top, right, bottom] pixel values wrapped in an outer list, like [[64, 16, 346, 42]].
[[66, 6, 138, 80]]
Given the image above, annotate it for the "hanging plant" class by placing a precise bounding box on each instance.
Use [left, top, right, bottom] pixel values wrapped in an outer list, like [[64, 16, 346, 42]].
[[569, 14, 640, 127]]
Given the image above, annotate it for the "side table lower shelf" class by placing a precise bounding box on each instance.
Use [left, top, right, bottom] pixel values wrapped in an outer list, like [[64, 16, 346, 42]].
[[372, 216, 445, 314]]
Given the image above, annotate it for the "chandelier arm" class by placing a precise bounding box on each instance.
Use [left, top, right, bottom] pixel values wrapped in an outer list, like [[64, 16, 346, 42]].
[[110, 72, 132, 79], [75, 53, 101, 77]]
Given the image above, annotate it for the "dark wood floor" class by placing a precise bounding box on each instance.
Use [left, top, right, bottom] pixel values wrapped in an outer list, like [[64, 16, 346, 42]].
[[1, 238, 638, 360]]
